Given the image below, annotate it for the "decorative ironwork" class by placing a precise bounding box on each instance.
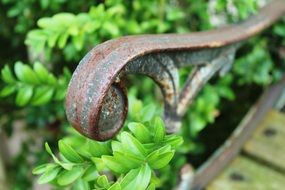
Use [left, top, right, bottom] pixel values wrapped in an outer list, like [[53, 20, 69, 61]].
[[66, 0, 285, 141]]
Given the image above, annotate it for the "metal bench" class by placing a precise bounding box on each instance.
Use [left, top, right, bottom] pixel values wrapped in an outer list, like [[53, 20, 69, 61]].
[[65, 0, 285, 189]]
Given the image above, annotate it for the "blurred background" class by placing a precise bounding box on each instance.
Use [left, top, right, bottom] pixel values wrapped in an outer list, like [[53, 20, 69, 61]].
[[1, 0, 285, 189]]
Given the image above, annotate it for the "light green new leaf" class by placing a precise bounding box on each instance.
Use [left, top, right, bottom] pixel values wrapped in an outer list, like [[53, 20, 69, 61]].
[[153, 117, 165, 143], [91, 157, 105, 172], [163, 135, 183, 148], [31, 87, 54, 105], [33, 163, 58, 175], [0, 85, 16, 97], [72, 179, 90, 190], [101, 155, 128, 174], [121, 164, 151, 190], [14, 61, 39, 84], [88, 140, 111, 157], [109, 182, 121, 190], [97, 175, 110, 189], [45, 142, 73, 170], [113, 152, 143, 170], [146, 183, 156, 190], [58, 140, 84, 163], [58, 32, 69, 49], [148, 151, 174, 169], [57, 166, 84, 186], [82, 165, 98, 181], [121, 132, 147, 158], [140, 104, 156, 122], [38, 166, 61, 184], [128, 122, 151, 143], [33, 62, 50, 82], [1, 65, 16, 84], [16, 85, 33, 106]]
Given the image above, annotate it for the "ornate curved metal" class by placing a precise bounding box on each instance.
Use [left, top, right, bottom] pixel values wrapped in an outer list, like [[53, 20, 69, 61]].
[[65, 0, 285, 141]]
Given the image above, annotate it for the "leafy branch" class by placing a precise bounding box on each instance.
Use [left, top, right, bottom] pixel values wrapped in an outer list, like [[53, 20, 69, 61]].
[[33, 104, 183, 190], [0, 61, 70, 106]]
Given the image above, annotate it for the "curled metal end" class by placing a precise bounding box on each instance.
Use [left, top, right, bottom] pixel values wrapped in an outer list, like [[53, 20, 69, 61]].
[[66, 80, 128, 141], [94, 83, 128, 140]]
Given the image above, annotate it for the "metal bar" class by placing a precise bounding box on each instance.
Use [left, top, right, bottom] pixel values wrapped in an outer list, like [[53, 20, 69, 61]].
[[65, 0, 285, 142]]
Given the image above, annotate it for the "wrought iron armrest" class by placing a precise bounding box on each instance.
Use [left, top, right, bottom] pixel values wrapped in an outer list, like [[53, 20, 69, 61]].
[[65, 0, 285, 141]]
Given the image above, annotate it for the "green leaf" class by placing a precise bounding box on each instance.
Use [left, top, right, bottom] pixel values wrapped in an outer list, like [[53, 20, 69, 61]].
[[88, 140, 111, 157], [72, 33, 85, 50], [101, 155, 128, 174], [121, 164, 151, 190], [33, 62, 50, 82], [38, 166, 61, 184], [58, 140, 84, 163], [148, 151, 174, 169], [14, 61, 39, 84], [163, 135, 183, 148], [31, 87, 54, 105], [58, 32, 69, 49], [82, 165, 98, 181], [140, 104, 156, 122], [57, 166, 84, 186], [111, 141, 122, 152], [108, 182, 121, 190], [15, 85, 33, 106], [146, 183, 156, 190], [33, 163, 56, 175], [274, 25, 285, 37], [0, 85, 16, 97], [121, 132, 147, 158], [153, 117, 165, 143], [113, 151, 143, 170], [47, 32, 60, 48], [1, 65, 16, 84], [45, 142, 73, 170], [97, 175, 110, 189], [73, 179, 90, 190], [128, 122, 151, 143], [91, 157, 105, 172]]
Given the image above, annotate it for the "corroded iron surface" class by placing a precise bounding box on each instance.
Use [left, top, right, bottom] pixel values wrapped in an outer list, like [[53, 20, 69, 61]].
[[65, 0, 285, 141]]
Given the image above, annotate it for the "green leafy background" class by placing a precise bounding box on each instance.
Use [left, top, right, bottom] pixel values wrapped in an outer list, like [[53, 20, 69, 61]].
[[0, 0, 285, 189]]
